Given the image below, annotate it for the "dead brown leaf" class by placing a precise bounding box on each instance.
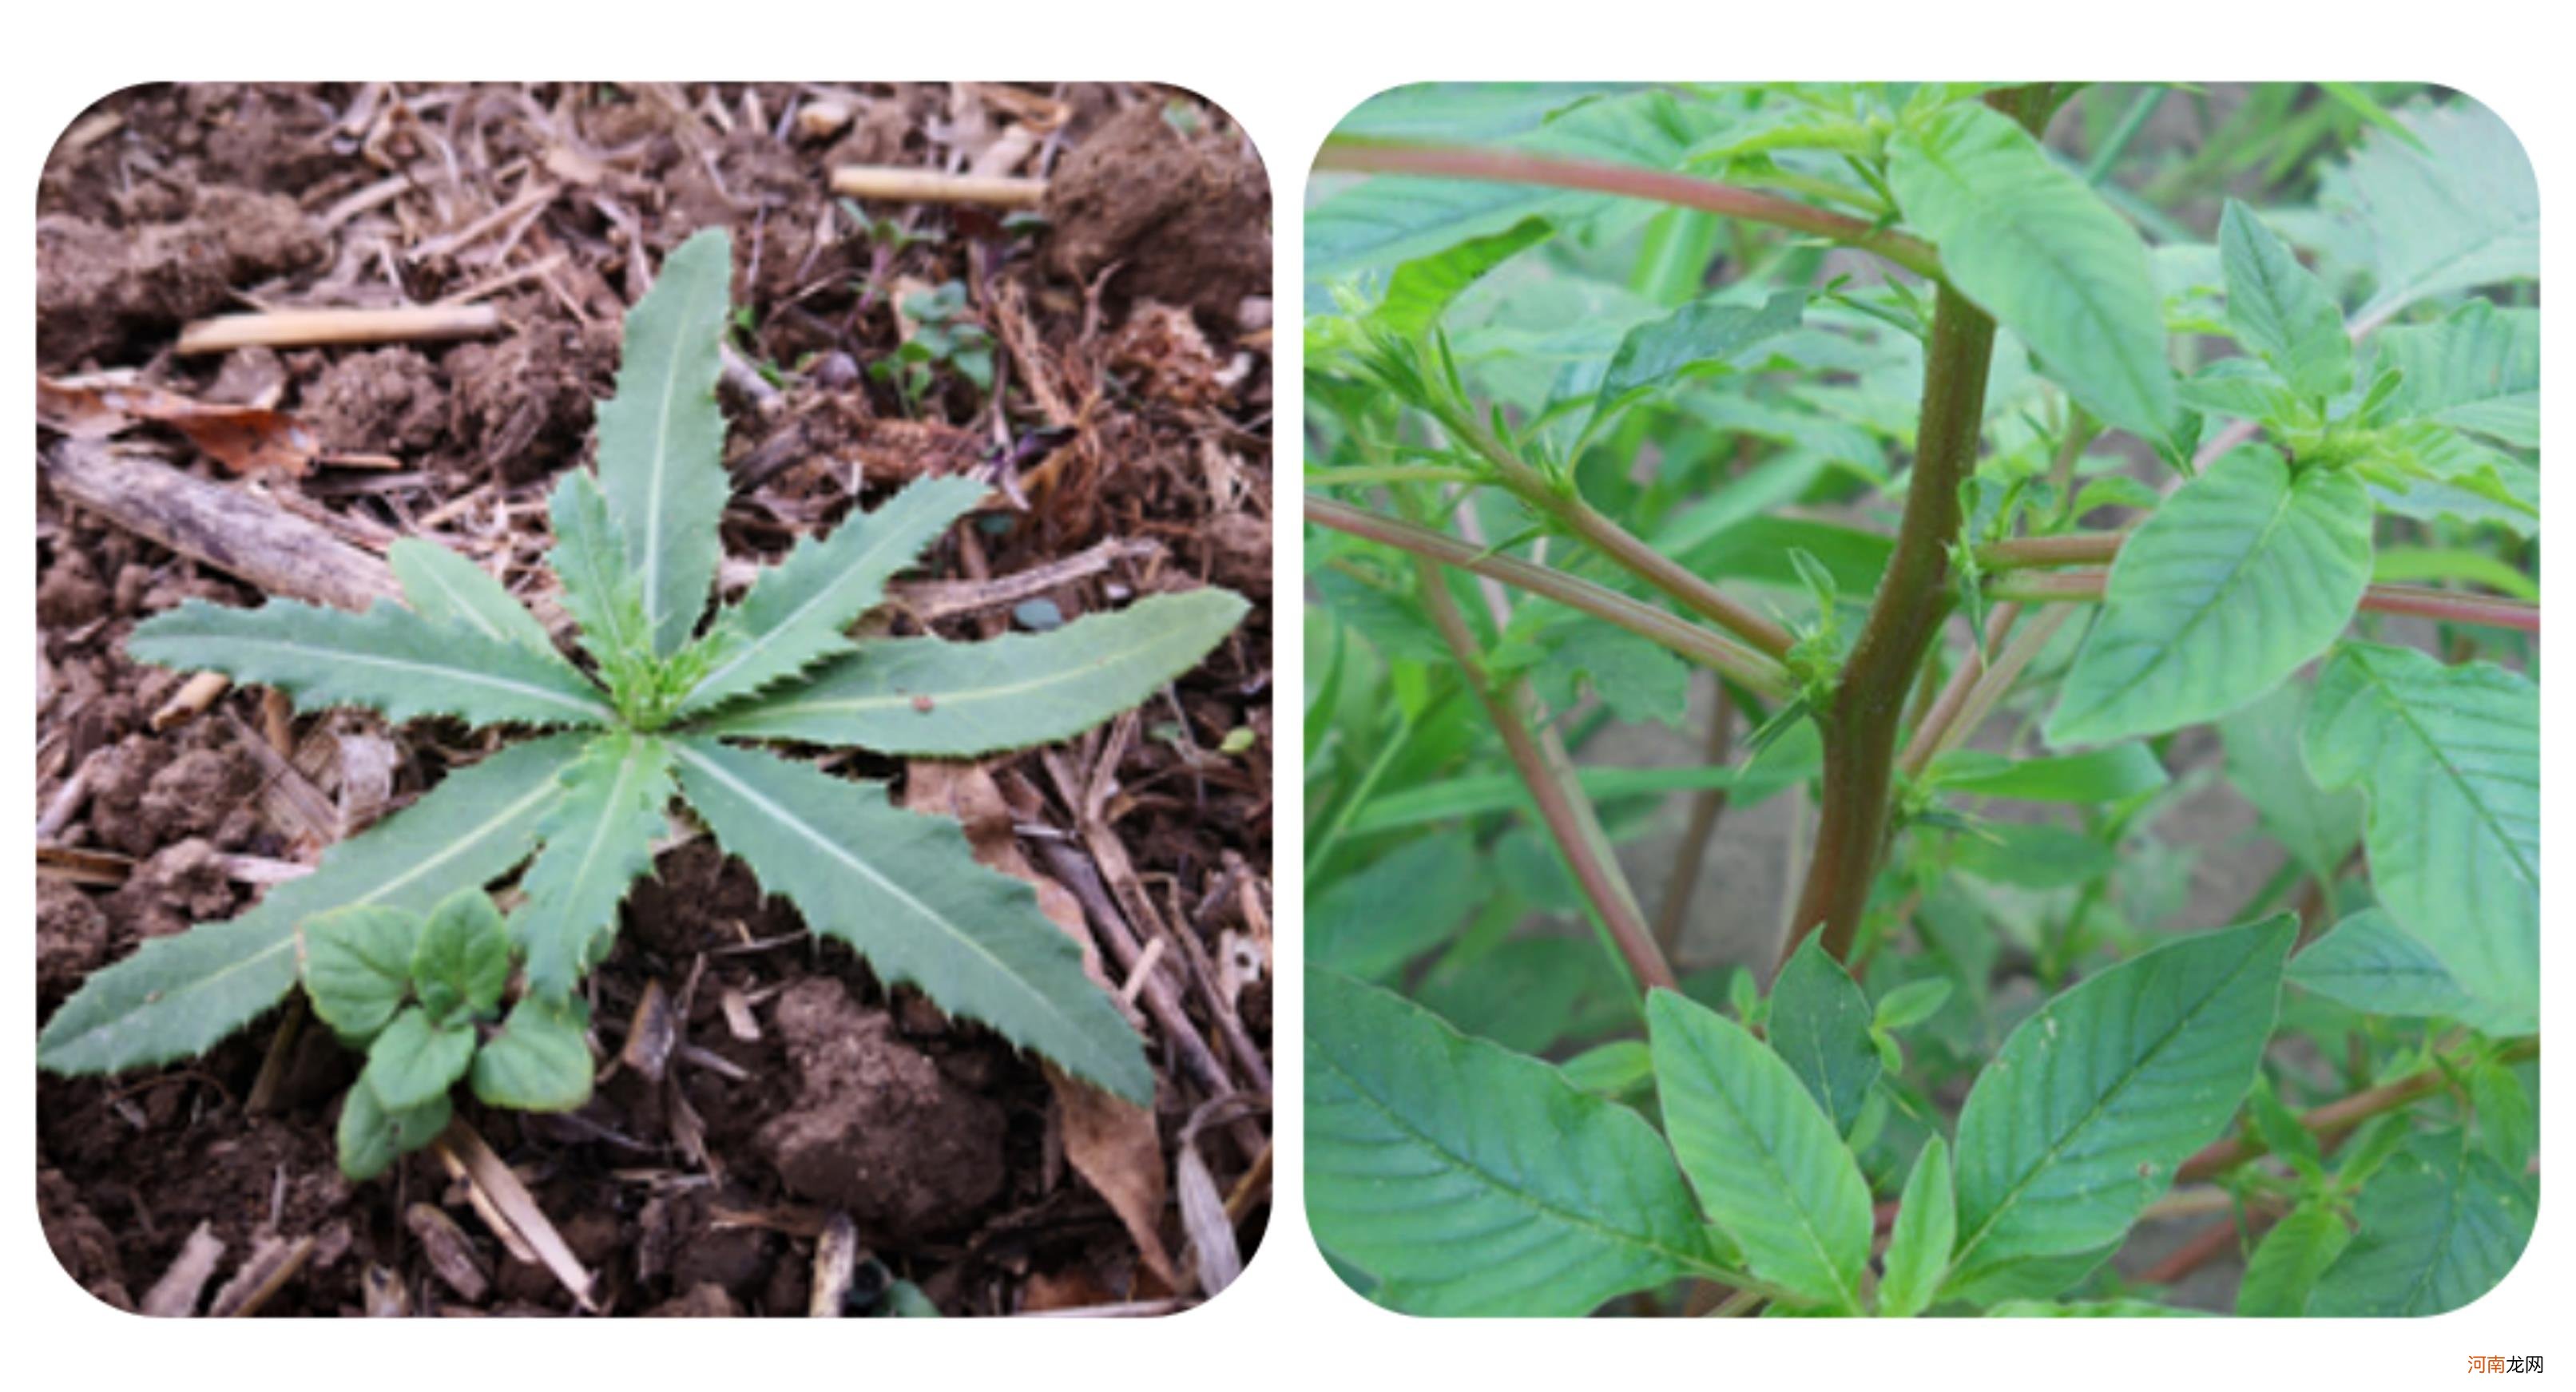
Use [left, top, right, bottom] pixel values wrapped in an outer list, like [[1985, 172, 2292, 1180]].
[[39, 375, 320, 478]]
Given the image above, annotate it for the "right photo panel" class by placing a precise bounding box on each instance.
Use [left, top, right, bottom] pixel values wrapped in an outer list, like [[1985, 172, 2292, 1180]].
[[1301, 83, 2537, 1318]]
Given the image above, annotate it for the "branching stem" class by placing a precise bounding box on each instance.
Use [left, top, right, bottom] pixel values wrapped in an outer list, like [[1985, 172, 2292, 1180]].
[[1987, 568, 2540, 634]]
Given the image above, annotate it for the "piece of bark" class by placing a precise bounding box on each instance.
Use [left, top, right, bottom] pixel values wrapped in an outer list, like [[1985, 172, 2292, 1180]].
[[42, 440, 399, 612]]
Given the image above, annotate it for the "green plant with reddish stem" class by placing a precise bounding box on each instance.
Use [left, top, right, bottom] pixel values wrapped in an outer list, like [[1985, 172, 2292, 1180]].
[[1304, 81, 2535, 1317]]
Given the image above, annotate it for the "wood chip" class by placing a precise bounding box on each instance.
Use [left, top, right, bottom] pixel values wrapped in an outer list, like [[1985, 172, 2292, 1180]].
[[404, 1202, 490, 1303], [141, 1221, 225, 1317], [206, 1231, 312, 1316], [808, 1211, 862, 1318], [717, 985, 761, 1042], [149, 672, 232, 731], [176, 304, 503, 355], [431, 1119, 594, 1311], [620, 978, 677, 1085]]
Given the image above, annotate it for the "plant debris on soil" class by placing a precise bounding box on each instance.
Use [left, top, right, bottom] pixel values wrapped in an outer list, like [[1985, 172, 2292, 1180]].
[[34, 81, 1274, 1318]]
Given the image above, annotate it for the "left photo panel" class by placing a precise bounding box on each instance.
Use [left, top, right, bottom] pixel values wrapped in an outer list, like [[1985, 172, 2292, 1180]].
[[34, 82, 1273, 1317]]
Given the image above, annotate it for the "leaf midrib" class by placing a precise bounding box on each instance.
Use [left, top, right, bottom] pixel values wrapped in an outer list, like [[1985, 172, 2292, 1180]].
[[2356, 656, 2538, 893], [219, 633, 611, 721], [1669, 1022, 1864, 1311]]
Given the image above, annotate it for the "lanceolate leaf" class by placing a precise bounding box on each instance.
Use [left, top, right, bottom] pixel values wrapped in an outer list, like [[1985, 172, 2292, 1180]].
[[388, 538, 554, 652], [2312, 1132, 2534, 1315], [2047, 449, 2372, 746], [1649, 989, 1874, 1313], [1590, 288, 1803, 428], [1945, 918, 2295, 1300], [593, 227, 734, 656], [677, 475, 990, 716], [1308, 968, 1717, 1315], [1887, 102, 2177, 450], [2303, 643, 2538, 1034], [1375, 216, 1555, 337], [701, 589, 1248, 756], [1878, 1135, 1956, 1319], [2219, 199, 2352, 399], [547, 469, 655, 680], [1768, 938, 1880, 1136], [2376, 299, 2538, 448], [37, 736, 583, 1075], [671, 737, 1149, 1102], [129, 597, 614, 728], [2237, 1200, 2353, 1317], [510, 732, 674, 999]]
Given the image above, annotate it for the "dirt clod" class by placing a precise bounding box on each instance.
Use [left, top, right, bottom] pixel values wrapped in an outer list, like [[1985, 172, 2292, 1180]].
[[37, 188, 324, 369], [303, 347, 447, 455], [1042, 104, 1269, 328], [757, 978, 1007, 1242]]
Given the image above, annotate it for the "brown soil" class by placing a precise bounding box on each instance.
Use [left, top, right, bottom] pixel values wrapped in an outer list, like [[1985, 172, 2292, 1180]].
[[34, 82, 1272, 1317]]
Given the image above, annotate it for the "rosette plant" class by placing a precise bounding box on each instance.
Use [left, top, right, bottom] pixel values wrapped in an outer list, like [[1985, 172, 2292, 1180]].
[[40, 229, 1246, 1160]]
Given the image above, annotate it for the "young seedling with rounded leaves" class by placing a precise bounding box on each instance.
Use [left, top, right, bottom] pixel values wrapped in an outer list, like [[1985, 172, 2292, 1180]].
[[39, 228, 1246, 1112], [1305, 82, 2534, 1317]]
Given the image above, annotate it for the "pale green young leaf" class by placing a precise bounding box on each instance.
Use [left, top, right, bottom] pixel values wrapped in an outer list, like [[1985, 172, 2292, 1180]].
[[37, 736, 582, 1075], [1375, 217, 1554, 337], [1878, 1135, 1956, 1319], [129, 597, 614, 729], [2287, 909, 2478, 1019], [2237, 1200, 2353, 1317], [471, 996, 596, 1112], [2048, 449, 2372, 745], [1887, 102, 2177, 450], [296, 906, 419, 1044], [2219, 199, 2351, 399], [510, 731, 675, 999], [1557, 1039, 1654, 1098], [677, 475, 990, 716], [2312, 1133, 2534, 1315], [2367, 423, 2537, 536], [672, 738, 1149, 1101], [1768, 938, 1880, 1135], [2376, 299, 2538, 447], [336, 1082, 451, 1181], [2175, 355, 2300, 426], [1874, 978, 1954, 1032], [701, 589, 1248, 756], [2318, 99, 2537, 323], [593, 227, 734, 656], [2304, 643, 2537, 1035], [388, 538, 554, 652], [359, 1005, 477, 1112], [1649, 989, 1874, 1313], [409, 889, 510, 1025], [1308, 968, 1717, 1315], [546, 468, 655, 679], [1946, 918, 2295, 1299]]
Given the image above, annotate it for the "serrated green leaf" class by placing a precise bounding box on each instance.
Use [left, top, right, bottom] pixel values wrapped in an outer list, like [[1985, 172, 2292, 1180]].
[[1591, 289, 1803, 428], [2219, 200, 2351, 399], [359, 1005, 476, 1112], [2377, 299, 2537, 447], [38, 736, 581, 1076], [1878, 1135, 1955, 1318], [296, 905, 419, 1043], [510, 731, 674, 998], [2048, 448, 2372, 745], [1927, 744, 2168, 804], [129, 597, 614, 728], [409, 889, 510, 1025], [701, 589, 1246, 756], [471, 995, 595, 1112], [546, 468, 655, 680], [1649, 989, 1873, 1312], [336, 1081, 451, 1181], [2303, 643, 2536, 1035], [1946, 918, 2294, 1299], [672, 737, 1149, 1101], [388, 538, 554, 652], [1887, 102, 2177, 450], [1308, 968, 1715, 1315], [679, 475, 990, 716], [595, 227, 734, 656], [2319, 99, 2536, 323], [2287, 909, 2477, 1019], [2237, 1200, 2352, 1317], [2312, 1132, 2534, 1315], [1768, 938, 1879, 1136]]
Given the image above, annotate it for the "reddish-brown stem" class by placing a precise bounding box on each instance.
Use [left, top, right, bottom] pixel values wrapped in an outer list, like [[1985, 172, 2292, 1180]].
[[1409, 553, 1678, 995], [1987, 568, 2541, 635], [1314, 140, 1943, 280], [1895, 603, 2020, 777], [1785, 279, 1998, 966], [1653, 693, 1740, 957], [1977, 531, 2126, 569], [1306, 494, 1794, 695], [2177, 1037, 2535, 1184]]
